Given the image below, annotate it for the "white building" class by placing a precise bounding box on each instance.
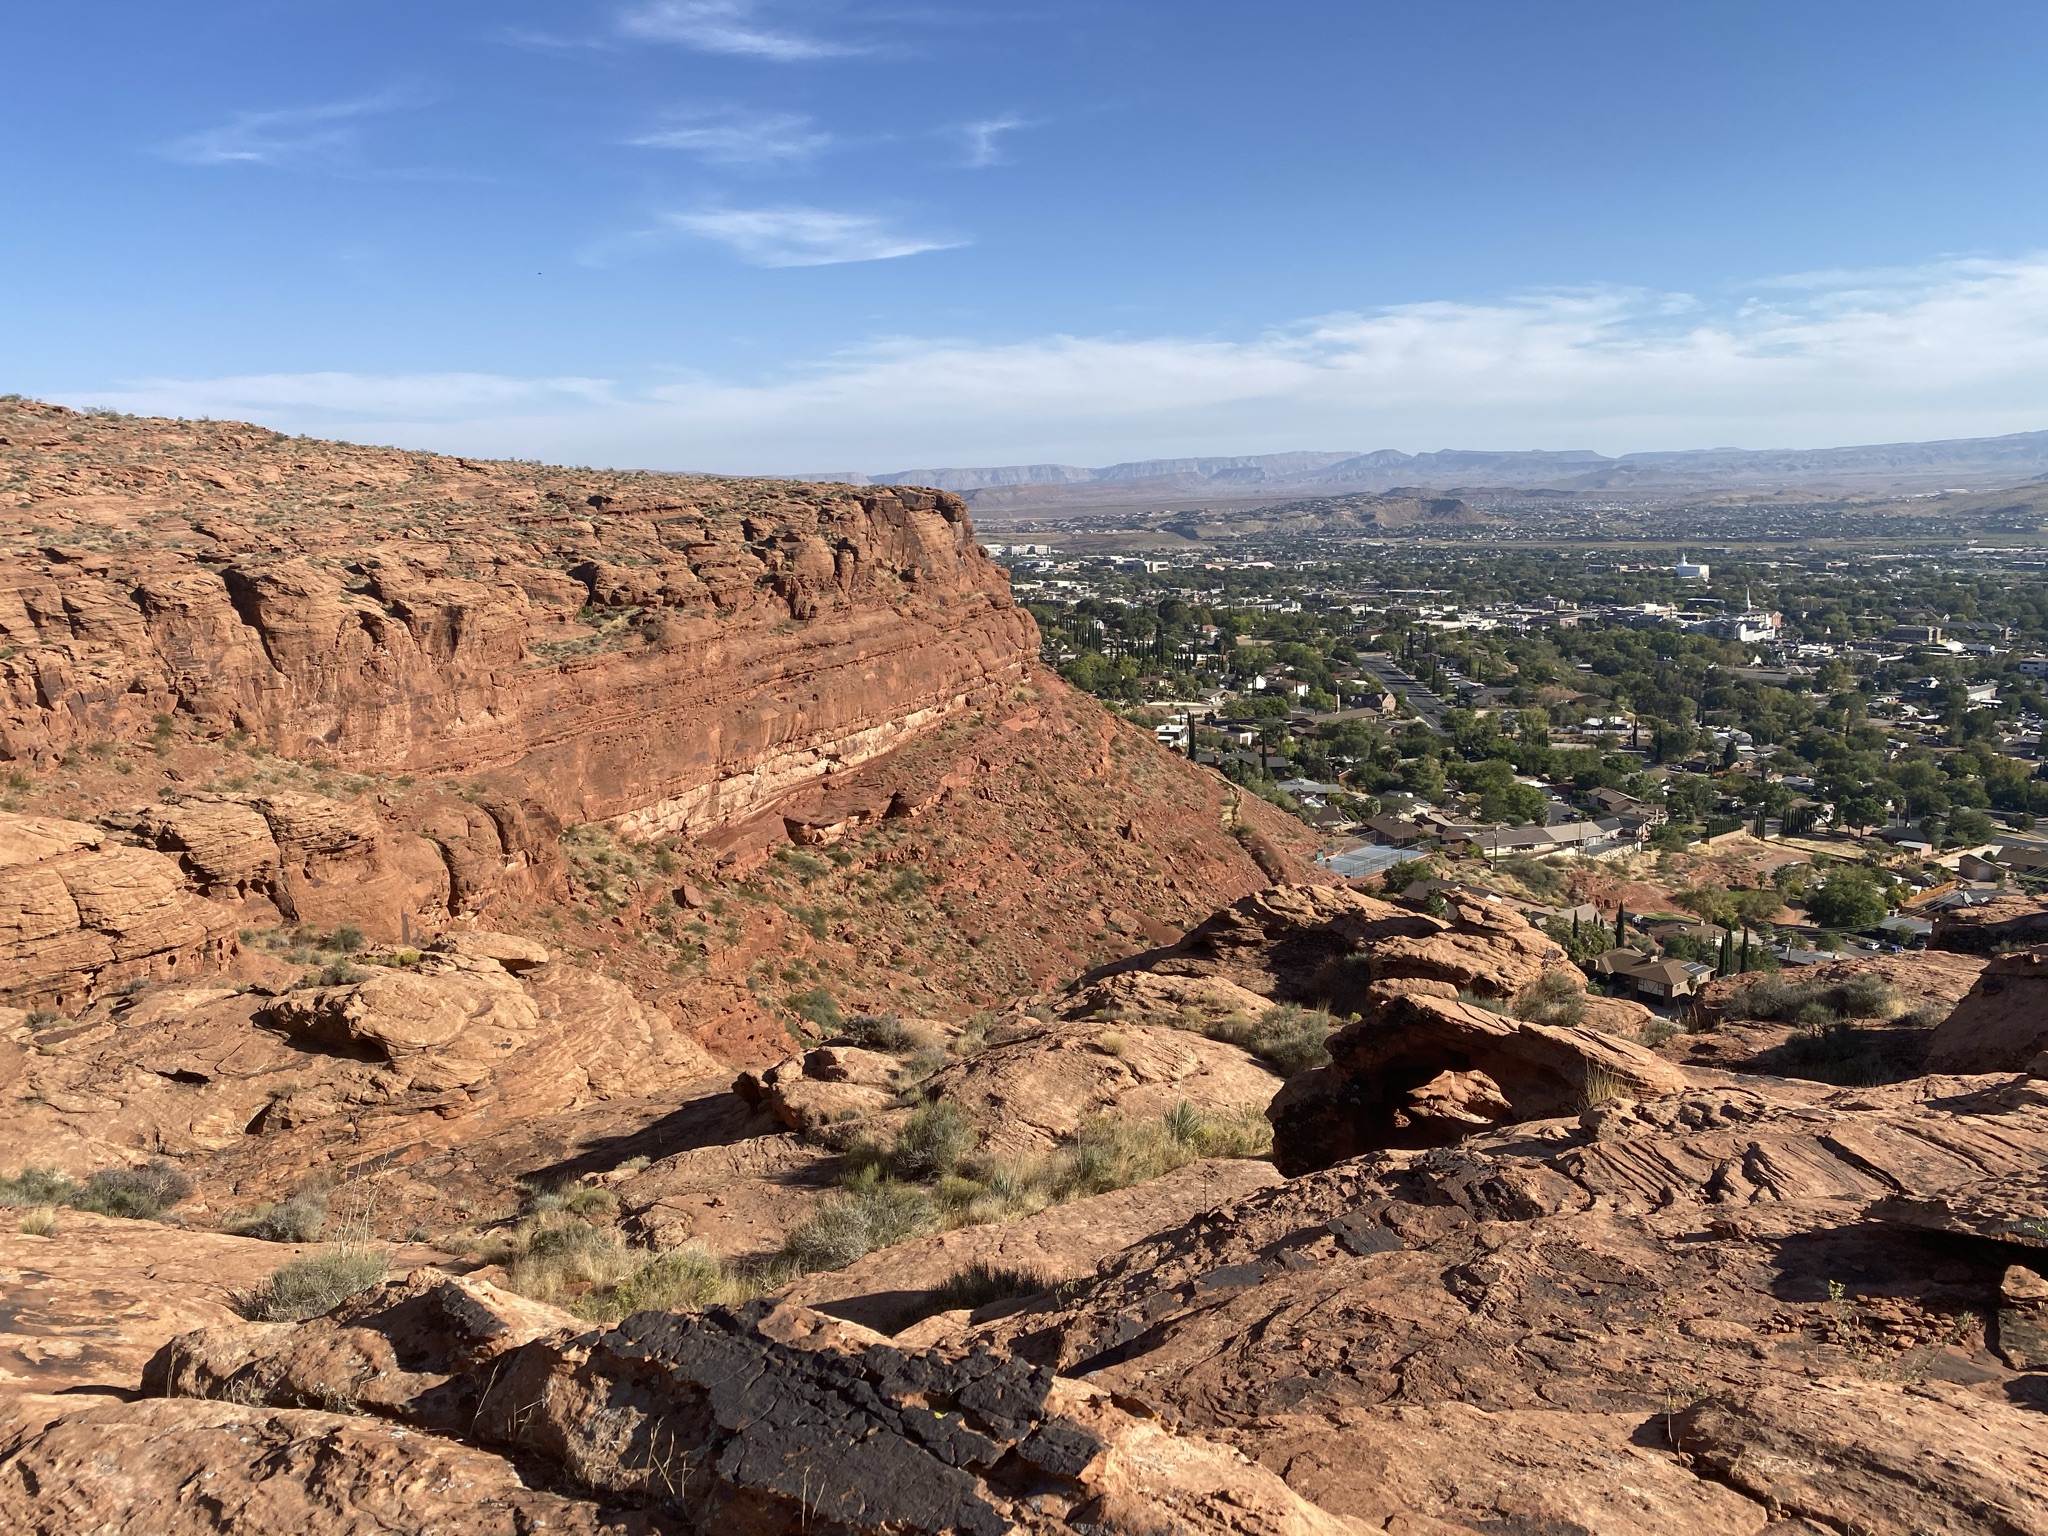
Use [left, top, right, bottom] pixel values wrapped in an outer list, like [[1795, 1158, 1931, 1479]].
[[1675, 554, 1711, 580]]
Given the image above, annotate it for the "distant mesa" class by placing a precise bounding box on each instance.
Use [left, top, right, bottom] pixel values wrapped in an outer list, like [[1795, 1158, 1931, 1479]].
[[801, 427, 2048, 515]]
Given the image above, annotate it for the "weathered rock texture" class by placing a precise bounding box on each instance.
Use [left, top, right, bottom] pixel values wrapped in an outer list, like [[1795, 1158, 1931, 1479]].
[[1926, 944, 2048, 1074], [0, 813, 238, 1008], [0, 403, 1035, 838], [1269, 977, 1690, 1172], [0, 1398, 670, 1535], [1931, 891, 2048, 953], [0, 931, 723, 1226], [138, 1282, 1354, 1536], [1087, 883, 1571, 1008], [920, 1018, 1283, 1160], [973, 1070, 2048, 1534]]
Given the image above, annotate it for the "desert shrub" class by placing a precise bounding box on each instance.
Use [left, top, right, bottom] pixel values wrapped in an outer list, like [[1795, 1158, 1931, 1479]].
[[1639, 1019, 1680, 1048], [237, 1188, 329, 1243], [786, 986, 844, 1033], [17, 1207, 58, 1236], [604, 1244, 736, 1317], [923, 1261, 1051, 1315], [71, 1161, 192, 1220], [503, 1215, 640, 1301], [1500, 855, 1565, 900], [779, 1178, 939, 1274], [1579, 1065, 1633, 1110], [1092, 1030, 1128, 1057], [1202, 1005, 1337, 1076], [888, 1101, 973, 1181], [1514, 970, 1588, 1028], [243, 1246, 390, 1321], [1834, 973, 1901, 1020], [839, 1012, 913, 1051], [1727, 973, 1899, 1025], [0, 1166, 76, 1207]]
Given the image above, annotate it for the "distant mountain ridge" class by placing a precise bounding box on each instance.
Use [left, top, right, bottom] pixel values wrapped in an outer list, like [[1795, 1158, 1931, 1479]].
[[804, 428, 2048, 503]]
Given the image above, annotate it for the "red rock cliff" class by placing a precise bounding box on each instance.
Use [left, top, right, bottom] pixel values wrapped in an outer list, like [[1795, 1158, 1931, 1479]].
[[0, 400, 1035, 831]]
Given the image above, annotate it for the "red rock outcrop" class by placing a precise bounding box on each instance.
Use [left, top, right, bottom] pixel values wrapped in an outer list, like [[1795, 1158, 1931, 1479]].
[[0, 813, 237, 1008], [1268, 977, 1690, 1171], [1086, 882, 1569, 1009], [1930, 891, 2048, 953], [0, 931, 724, 1225], [973, 1070, 2048, 1534], [1925, 945, 2048, 1073], [0, 401, 1034, 840], [133, 1286, 1356, 1536]]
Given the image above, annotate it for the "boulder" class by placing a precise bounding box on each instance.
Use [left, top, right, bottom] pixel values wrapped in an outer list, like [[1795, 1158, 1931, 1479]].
[[1997, 1263, 2048, 1370], [1268, 978, 1691, 1173], [255, 967, 527, 1056], [1058, 970, 1280, 1030], [1925, 946, 2048, 1073], [736, 1053, 900, 1133], [426, 928, 552, 974], [0, 812, 237, 1009], [144, 1269, 578, 1422], [920, 1020, 1282, 1160], [1930, 893, 2048, 953], [1083, 882, 1572, 1011], [0, 1399, 661, 1535], [146, 1294, 1356, 1536], [1672, 1379, 2048, 1535]]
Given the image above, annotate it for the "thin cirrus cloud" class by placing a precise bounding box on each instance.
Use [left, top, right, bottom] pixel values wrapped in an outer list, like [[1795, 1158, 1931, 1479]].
[[63, 256, 2048, 472], [630, 109, 830, 168], [156, 93, 405, 168], [661, 206, 967, 267], [616, 0, 859, 60], [958, 115, 1026, 168]]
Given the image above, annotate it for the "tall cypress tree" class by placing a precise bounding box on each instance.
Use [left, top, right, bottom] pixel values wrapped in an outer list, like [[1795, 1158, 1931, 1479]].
[[1615, 905, 1628, 946]]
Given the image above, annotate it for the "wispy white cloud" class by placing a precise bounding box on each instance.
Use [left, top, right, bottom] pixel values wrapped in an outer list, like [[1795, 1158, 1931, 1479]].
[[63, 255, 2048, 473], [630, 109, 830, 167], [958, 114, 1026, 168], [617, 1, 858, 60], [661, 206, 965, 266], [157, 94, 406, 169]]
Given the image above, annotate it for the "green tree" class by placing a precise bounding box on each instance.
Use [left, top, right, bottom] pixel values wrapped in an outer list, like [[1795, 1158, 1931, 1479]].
[[1805, 866, 1889, 931]]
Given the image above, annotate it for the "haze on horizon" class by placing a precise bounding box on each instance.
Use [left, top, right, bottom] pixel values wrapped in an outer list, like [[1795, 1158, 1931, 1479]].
[[7, 1, 2048, 474]]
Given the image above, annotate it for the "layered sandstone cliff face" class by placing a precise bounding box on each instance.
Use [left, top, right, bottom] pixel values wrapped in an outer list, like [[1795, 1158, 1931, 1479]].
[[0, 399, 1034, 831]]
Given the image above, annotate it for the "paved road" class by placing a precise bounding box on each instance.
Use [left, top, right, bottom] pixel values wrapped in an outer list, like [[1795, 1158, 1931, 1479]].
[[1357, 653, 1448, 729]]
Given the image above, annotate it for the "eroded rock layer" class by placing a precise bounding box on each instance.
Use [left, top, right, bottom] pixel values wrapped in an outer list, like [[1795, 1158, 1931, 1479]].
[[0, 400, 1034, 832]]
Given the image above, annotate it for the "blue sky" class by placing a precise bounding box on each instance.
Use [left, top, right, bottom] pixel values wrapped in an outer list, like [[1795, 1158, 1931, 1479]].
[[7, 1, 2048, 471]]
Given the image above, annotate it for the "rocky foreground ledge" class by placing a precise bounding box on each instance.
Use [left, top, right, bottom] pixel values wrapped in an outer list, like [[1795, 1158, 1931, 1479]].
[[5, 1053, 2046, 1534]]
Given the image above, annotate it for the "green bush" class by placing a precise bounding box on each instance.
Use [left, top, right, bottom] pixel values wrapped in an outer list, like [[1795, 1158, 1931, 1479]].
[[779, 1179, 939, 1274], [1514, 970, 1588, 1028], [1727, 974, 1899, 1024], [236, 1189, 328, 1243], [886, 1101, 973, 1181], [839, 1012, 914, 1051], [1201, 1005, 1338, 1075], [0, 1166, 76, 1207], [786, 986, 844, 1032], [605, 1245, 732, 1316], [243, 1246, 390, 1321], [70, 1161, 192, 1221]]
